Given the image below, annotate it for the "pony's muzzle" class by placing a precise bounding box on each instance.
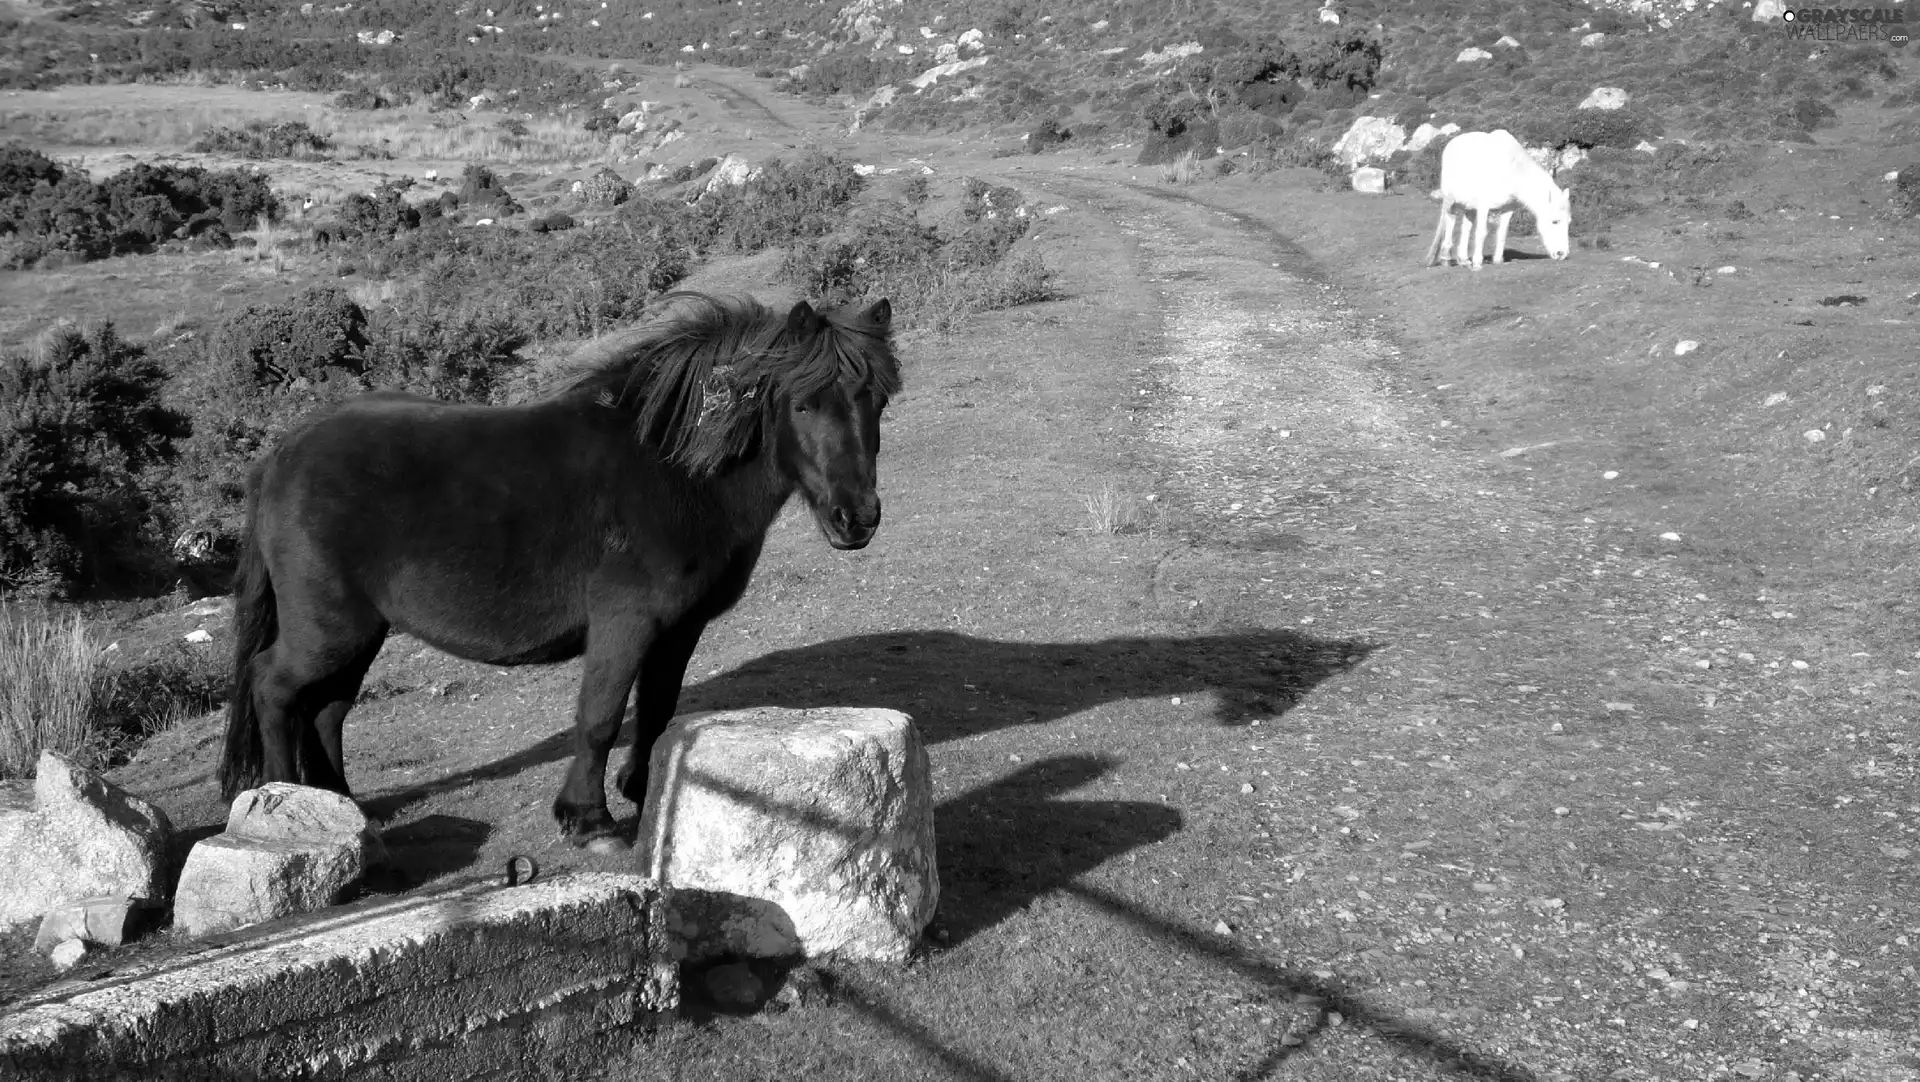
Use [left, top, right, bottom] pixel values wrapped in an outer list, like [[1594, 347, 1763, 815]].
[[824, 498, 881, 550]]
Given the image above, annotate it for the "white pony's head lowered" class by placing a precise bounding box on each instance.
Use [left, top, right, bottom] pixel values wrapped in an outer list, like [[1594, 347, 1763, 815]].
[[1535, 182, 1573, 260]]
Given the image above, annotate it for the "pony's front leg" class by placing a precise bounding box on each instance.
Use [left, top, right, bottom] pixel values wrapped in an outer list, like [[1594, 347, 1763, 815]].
[[1470, 207, 1490, 270], [616, 616, 709, 811], [1492, 210, 1514, 264], [554, 615, 648, 845]]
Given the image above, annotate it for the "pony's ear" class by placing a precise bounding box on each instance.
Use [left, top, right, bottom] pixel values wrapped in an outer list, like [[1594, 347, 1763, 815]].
[[787, 300, 825, 337], [865, 298, 892, 330]]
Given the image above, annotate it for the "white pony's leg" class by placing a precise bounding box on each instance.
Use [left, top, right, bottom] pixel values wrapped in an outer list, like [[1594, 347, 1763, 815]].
[[1427, 200, 1453, 266], [1470, 207, 1490, 270], [1492, 210, 1513, 264]]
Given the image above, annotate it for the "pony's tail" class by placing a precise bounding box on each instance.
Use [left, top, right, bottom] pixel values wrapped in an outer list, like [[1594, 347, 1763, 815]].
[[219, 464, 277, 802]]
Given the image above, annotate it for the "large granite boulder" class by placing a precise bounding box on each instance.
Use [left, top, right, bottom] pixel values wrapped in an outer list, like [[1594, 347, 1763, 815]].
[[638, 707, 939, 964]]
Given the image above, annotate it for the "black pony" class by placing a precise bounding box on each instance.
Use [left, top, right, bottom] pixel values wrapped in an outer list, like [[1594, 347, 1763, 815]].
[[219, 292, 900, 845]]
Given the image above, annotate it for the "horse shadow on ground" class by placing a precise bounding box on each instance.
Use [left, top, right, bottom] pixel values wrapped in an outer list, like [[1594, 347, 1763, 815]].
[[366, 626, 1372, 820]]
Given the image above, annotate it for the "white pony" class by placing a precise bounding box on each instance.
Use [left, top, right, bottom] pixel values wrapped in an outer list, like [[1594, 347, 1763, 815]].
[[1423, 129, 1572, 269]]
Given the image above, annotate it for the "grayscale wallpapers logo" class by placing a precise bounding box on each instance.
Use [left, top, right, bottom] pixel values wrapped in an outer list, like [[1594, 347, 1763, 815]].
[[1780, 8, 1910, 47]]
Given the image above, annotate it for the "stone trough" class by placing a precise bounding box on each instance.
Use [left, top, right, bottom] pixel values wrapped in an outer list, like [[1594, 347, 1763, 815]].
[[0, 873, 676, 1081]]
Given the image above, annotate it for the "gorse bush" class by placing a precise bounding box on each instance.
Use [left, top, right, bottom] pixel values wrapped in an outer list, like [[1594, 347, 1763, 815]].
[[337, 180, 429, 239], [781, 177, 1058, 334], [0, 148, 278, 266], [203, 286, 372, 392], [187, 120, 332, 160], [0, 323, 184, 595], [686, 149, 865, 253]]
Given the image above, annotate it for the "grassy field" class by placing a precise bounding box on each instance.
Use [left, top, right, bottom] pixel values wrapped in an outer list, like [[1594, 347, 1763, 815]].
[[3, 4, 1920, 1079]]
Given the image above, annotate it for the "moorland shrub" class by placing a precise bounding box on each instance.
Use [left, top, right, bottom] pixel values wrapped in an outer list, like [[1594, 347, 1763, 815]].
[[787, 54, 919, 97], [0, 323, 183, 595], [333, 84, 394, 110], [1027, 116, 1070, 153], [187, 120, 332, 160], [202, 286, 372, 392], [337, 179, 432, 239], [457, 164, 521, 216], [685, 150, 864, 253], [782, 179, 1056, 331], [1, 150, 278, 266]]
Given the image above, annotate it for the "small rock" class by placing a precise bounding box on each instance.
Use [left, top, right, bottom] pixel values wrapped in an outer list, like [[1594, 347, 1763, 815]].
[[1604, 702, 1635, 712], [1578, 87, 1629, 111], [702, 961, 764, 1007], [1791, 660, 1809, 670], [1350, 166, 1386, 194], [1456, 47, 1492, 62], [48, 939, 88, 971], [774, 964, 830, 1009], [1581, 31, 1606, 46], [1214, 920, 1234, 935], [1660, 531, 1681, 541], [1717, 265, 1737, 274], [1674, 340, 1698, 356], [1602, 470, 1619, 480], [34, 895, 155, 951], [1240, 783, 1256, 795], [172, 784, 383, 938], [1804, 430, 1827, 444], [183, 629, 214, 644]]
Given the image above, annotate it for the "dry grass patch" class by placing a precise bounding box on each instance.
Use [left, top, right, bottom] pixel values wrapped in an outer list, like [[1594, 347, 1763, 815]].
[[0, 604, 113, 776], [314, 109, 612, 166], [1079, 482, 1152, 536]]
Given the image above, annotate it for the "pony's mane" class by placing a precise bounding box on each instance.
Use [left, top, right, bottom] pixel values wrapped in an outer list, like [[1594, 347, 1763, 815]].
[[563, 291, 901, 477]]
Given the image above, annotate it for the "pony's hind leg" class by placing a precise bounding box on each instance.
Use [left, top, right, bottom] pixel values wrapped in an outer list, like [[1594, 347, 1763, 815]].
[[301, 629, 389, 794], [251, 605, 386, 796]]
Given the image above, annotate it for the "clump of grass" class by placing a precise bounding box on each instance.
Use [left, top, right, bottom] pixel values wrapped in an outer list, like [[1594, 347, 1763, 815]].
[[0, 604, 230, 776], [0, 604, 113, 776], [1161, 149, 1200, 186], [1080, 483, 1149, 536]]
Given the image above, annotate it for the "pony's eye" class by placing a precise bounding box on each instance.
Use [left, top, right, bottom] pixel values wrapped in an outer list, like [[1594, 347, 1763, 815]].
[[793, 401, 810, 414]]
